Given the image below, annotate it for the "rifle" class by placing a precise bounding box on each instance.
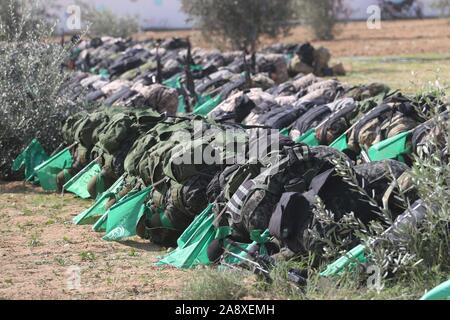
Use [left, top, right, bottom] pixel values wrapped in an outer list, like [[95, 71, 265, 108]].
[[321, 199, 428, 278], [156, 40, 163, 84], [222, 237, 274, 283], [184, 37, 197, 112], [243, 50, 252, 88]]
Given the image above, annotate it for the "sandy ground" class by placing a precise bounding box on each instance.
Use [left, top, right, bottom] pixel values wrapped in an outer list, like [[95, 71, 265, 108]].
[[0, 182, 193, 300], [139, 18, 450, 58]]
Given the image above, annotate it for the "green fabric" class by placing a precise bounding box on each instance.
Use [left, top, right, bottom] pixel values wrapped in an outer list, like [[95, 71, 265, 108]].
[[12, 139, 49, 182], [368, 130, 412, 162], [72, 175, 125, 225], [99, 68, 110, 79], [35, 147, 74, 191], [102, 186, 152, 241], [157, 204, 215, 269], [280, 128, 290, 138], [215, 226, 232, 240], [177, 95, 187, 113], [92, 187, 141, 233], [320, 244, 367, 277], [420, 280, 450, 300], [92, 211, 108, 232], [223, 229, 270, 265], [330, 133, 348, 151], [64, 161, 102, 199], [193, 94, 222, 116], [296, 128, 319, 146], [163, 65, 202, 90], [95, 173, 106, 198], [163, 74, 182, 89]]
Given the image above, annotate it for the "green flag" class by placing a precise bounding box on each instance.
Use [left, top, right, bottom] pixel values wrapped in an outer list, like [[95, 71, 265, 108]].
[[64, 160, 101, 199], [102, 186, 152, 241], [34, 147, 74, 191], [12, 139, 49, 182], [93, 187, 139, 233], [193, 95, 222, 116], [368, 130, 412, 162], [157, 204, 215, 269], [92, 211, 108, 232], [72, 175, 125, 225], [420, 280, 450, 300], [279, 128, 291, 137], [330, 133, 348, 151], [296, 128, 320, 146], [163, 74, 182, 89]]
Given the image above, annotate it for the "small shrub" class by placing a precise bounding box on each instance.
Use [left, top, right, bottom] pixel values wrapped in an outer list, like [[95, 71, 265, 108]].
[[80, 251, 96, 262], [182, 269, 249, 300], [0, 0, 86, 180], [295, 0, 349, 40], [28, 234, 42, 247]]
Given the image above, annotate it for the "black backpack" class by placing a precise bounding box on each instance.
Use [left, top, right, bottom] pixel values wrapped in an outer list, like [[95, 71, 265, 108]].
[[297, 43, 315, 67], [290, 105, 331, 140], [257, 105, 303, 129]]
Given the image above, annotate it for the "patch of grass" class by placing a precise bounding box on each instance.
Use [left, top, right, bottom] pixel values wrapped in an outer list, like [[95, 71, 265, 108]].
[[63, 236, 74, 244], [22, 208, 34, 216], [54, 257, 66, 266], [17, 221, 35, 231], [80, 251, 96, 262], [51, 202, 63, 210], [128, 248, 139, 257], [337, 53, 450, 95], [28, 234, 42, 247], [182, 269, 249, 300], [30, 195, 48, 207], [45, 219, 55, 226], [104, 262, 113, 273]]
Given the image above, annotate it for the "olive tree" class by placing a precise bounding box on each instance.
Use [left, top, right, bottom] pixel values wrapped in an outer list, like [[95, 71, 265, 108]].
[[0, 0, 85, 180], [433, 0, 450, 16], [295, 0, 349, 40], [181, 0, 296, 51], [76, 0, 139, 38], [0, 0, 57, 41]]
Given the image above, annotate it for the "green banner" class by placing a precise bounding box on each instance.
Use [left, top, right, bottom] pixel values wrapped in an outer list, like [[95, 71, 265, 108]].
[[34, 147, 73, 191], [102, 186, 152, 241], [64, 161, 102, 199], [157, 204, 215, 269], [12, 139, 49, 182], [72, 175, 125, 225]]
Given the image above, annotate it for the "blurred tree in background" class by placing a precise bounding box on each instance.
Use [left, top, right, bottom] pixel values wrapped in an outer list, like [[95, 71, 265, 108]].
[[76, 1, 139, 39], [433, 0, 450, 16], [181, 0, 296, 51], [295, 0, 349, 40], [181, 0, 348, 48]]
